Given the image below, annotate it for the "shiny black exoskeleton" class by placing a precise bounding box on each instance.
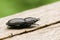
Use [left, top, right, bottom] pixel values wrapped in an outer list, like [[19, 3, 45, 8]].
[[6, 17, 40, 29]]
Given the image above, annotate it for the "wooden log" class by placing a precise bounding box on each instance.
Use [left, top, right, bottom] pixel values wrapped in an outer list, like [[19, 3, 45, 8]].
[[0, 1, 60, 40]]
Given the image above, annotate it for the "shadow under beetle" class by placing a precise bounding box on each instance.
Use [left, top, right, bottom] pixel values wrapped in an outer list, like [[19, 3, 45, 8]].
[[6, 17, 40, 29]]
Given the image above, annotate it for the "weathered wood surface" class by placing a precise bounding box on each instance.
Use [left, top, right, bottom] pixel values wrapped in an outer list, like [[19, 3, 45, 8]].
[[0, 1, 60, 40]]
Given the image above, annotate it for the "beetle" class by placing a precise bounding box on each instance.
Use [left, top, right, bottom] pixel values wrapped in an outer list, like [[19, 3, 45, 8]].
[[6, 17, 40, 29]]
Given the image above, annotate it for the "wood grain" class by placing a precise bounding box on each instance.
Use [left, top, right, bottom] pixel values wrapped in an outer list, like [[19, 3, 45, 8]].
[[0, 1, 60, 40]]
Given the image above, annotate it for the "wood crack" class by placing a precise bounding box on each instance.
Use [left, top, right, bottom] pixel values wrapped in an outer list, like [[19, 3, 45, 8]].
[[0, 20, 60, 40]]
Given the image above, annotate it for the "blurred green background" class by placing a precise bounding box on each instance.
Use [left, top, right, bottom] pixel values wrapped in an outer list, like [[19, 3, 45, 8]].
[[0, 0, 59, 18]]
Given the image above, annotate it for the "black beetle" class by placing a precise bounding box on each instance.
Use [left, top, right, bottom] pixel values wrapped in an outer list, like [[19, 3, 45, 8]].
[[6, 17, 40, 29]]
